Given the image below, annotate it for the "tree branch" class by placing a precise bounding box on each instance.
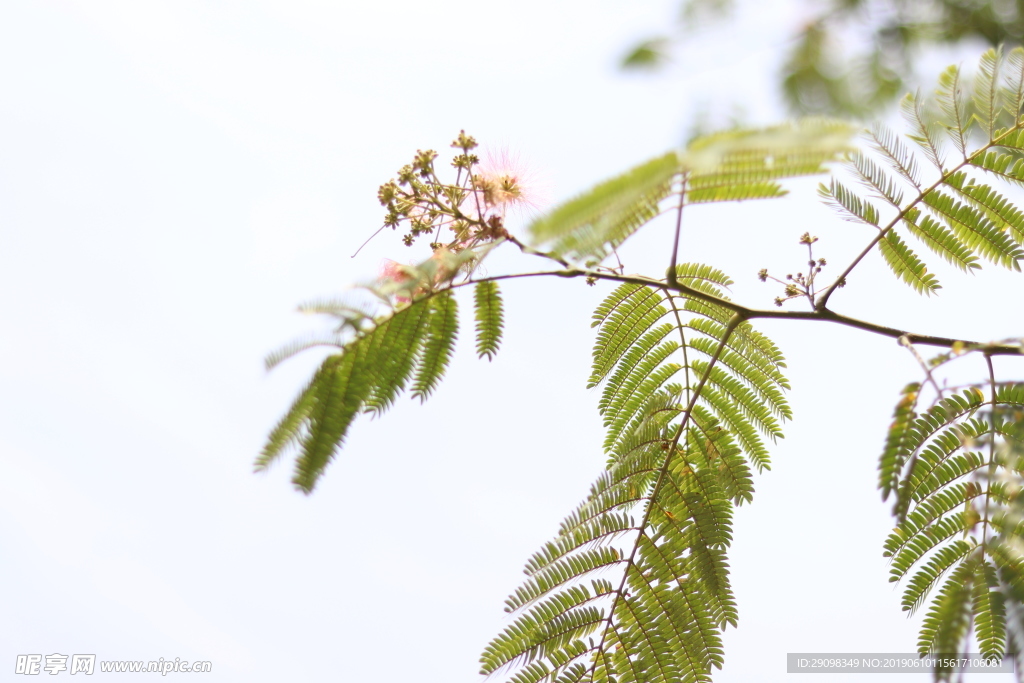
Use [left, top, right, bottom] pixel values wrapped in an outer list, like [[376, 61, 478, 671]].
[[459, 267, 1023, 355]]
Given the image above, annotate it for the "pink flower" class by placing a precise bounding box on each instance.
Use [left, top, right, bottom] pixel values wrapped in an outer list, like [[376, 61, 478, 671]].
[[378, 259, 413, 304], [465, 148, 543, 221], [378, 259, 409, 283]]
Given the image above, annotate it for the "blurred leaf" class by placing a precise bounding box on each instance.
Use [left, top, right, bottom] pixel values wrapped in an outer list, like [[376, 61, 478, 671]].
[[621, 37, 670, 70]]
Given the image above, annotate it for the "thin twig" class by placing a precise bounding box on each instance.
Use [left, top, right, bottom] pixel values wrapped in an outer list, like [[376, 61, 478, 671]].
[[351, 224, 389, 258], [899, 335, 944, 399]]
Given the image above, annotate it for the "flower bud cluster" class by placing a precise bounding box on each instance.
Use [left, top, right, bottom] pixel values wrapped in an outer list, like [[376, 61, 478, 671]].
[[759, 233, 829, 307], [377, 131, 519, 252]]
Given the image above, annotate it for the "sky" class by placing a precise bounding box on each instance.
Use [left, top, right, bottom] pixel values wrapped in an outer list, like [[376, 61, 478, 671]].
[[2, 1, 1023, 682]]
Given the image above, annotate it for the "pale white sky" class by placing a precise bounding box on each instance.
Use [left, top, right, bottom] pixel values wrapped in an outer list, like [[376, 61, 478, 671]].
[[1, 2, 1022, 682]]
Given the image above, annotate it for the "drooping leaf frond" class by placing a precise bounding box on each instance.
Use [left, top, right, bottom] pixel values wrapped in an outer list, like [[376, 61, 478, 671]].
[[411, 290, 459, 401], [473, 280, 504, 360], [880, 382, 921, 500], [974, 560, 1008, 659], [259, 286, 470, 492], [880, 378, 1024, 667], [483, 267, 790, 683], [286, 351, 375, 492], [260, 300, 425, 491], [258, 370, 322, 474]]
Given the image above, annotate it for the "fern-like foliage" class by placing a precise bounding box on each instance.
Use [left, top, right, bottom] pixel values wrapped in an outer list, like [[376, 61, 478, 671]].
[[258, 245, 501, 492], [823, 47, 1024, 296], [481, 265, 790, 683], [529, 152, 679, 263], [474, 281, 505, 361], [859, 55, 1024, 671], [528, 120, 854, 265], [881, 379, 1024, 677], [256, 289, 459, 492]]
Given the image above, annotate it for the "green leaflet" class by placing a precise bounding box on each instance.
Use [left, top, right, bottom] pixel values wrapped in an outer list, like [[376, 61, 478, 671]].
[[901, 208, 981, 273], [688, 337, 790, 420], [257, 365, 329, 473], [900, 92, 945, 170], [944, 172, 1024, 245], [589, 285, 669, 388], [936, 64, 971, 156], [482, 270, 789, 683], [1003, 47, 1024, 122], [686, 410, 755, 505], [263, 333, 345, 372], [850, 150, 904, 206], [898, 46, 1024, 287], [868, 123, 921, 188], [693, 361, 783, 439], [972, 47, 1003, 138], [819, 177, 880, 225], [922, 189, 1023, 269], [673, 263, 734, 296], [900, 541, 974, 614], [877, 229, 941, 294]]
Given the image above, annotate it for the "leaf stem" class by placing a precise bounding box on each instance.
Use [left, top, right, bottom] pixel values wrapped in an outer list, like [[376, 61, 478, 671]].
[[667, 173, 688, 285]]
